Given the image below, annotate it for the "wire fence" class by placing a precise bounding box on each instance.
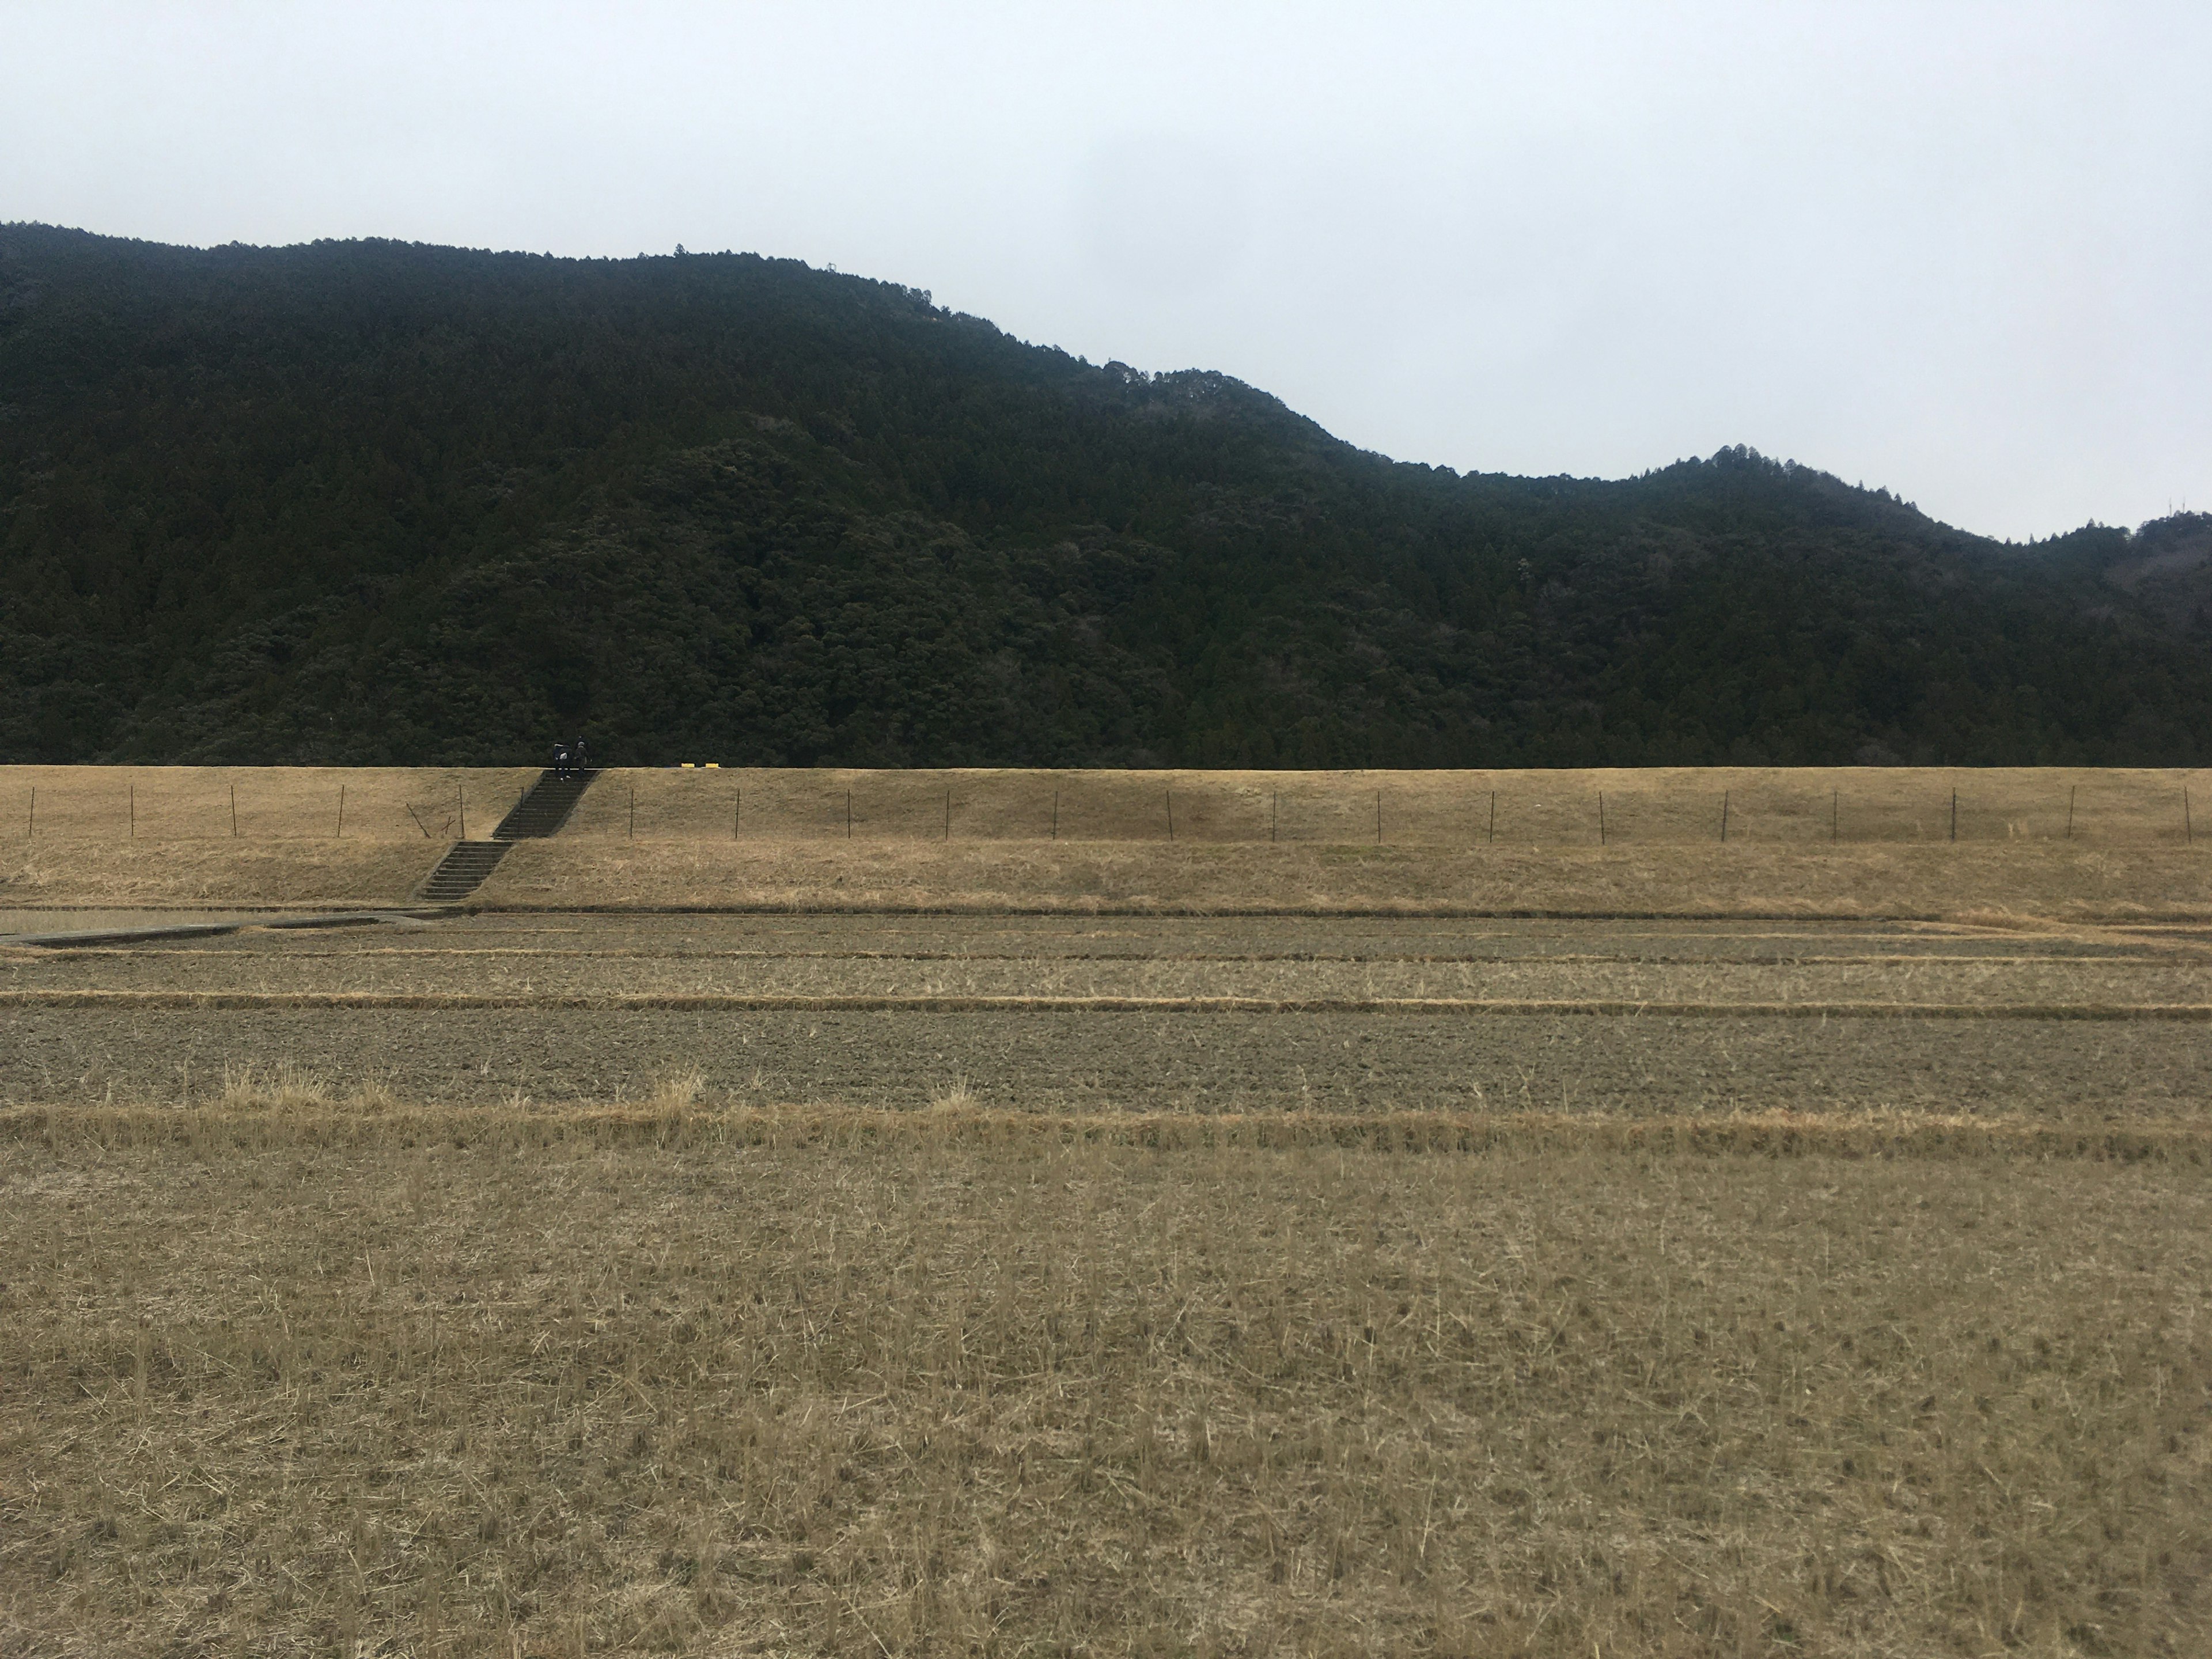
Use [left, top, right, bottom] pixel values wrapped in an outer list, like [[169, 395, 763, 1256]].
[[7, 767, 2209, 846], [3, 768, 538, 844], [560, 768, 2212, 847]]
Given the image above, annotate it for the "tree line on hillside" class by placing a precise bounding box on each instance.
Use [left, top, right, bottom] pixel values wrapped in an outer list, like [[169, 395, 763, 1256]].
[[2, 224, 2207, 767]]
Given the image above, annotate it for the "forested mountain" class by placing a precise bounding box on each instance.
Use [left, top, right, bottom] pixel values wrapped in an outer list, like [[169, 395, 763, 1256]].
[[2, 222, 2207, 767]]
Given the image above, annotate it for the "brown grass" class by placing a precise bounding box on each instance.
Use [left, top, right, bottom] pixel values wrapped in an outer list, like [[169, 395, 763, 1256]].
[[0, 766, 525, 911], [10, 1097, 2212, 1161], [4, 763, 2204, 853], [482, 837, 2212, 922], [13, 937, 2212, 1010], [12, 832, 2210, 921], [2, 1107, 2206, 1656], [6, 895, 2208, 1653], [13, 911, 2209, 1127], [0, 837, 441, 909], [10, 988, 2212, 1026], [576, 763, 2212, 846], [0, 765, 538, 843], [7, 765, 2212, 918]]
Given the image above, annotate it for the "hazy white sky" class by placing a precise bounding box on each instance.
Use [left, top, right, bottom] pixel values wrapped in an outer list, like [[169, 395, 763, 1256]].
[[6, 1, 2207, 540]]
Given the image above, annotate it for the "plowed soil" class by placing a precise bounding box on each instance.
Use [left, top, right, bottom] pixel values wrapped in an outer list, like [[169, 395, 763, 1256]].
[[7, 912, 2209, 1119]]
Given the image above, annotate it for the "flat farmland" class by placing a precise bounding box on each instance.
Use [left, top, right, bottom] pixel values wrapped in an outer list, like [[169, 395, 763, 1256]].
[[5, 771, 2211, 1656], [7, 915, 2212, 1130]]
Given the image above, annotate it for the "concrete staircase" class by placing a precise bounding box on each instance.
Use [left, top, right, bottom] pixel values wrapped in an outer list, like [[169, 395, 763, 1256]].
[[414, 768, 601, 902], [492, 768, 600, 838], [415, 840, 511, 902]]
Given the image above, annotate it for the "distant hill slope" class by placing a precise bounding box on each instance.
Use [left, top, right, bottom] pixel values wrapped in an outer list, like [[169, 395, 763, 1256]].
[[2, 222, 2206, 767]]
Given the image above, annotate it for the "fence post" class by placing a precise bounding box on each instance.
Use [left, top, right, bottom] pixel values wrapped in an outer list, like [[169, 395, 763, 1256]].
[[1270, 790, 1277, 844], [1719, 790, 1729, 844], [337, 783, 346, 839], [846, 790, 853, 839], [231, 783, 238, 839], [2065, 785, 2074, 840], [130, 783, 135, 839], [1376, 789, 1383, 845], [457, 782, 466, 842], [944, 789, 951, 842], [1488, 790, 1496, 844], [25, 786, 32, 839], [2188, 787, 2195, 846], [734, 788, 740, 840], [1166, 789, 1175, 841], [628, 786, 635, 840], [1831, 789, 1838, 842], [1053, 789, 1060, 841], [1950, 789, 1957, 843], [1597, 791, 1607, 846]]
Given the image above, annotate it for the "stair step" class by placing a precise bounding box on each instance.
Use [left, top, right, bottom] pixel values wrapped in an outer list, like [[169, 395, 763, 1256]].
[[491, 768, 601, 839], [414, 767, 603, 902], [414, 840, 511, 902]]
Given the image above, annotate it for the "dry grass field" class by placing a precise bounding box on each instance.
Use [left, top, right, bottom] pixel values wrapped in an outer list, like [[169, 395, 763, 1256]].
[[567, 766, 2212, 849], [477, 838, 2212, 921], [6, 764, 2206, 851], [4, 764, 2212, 916], [0, 767, 537, 911], [3, 768, 2210, 1655], [5, 1123, 2208, 1658], [0, 766, 540, 844]]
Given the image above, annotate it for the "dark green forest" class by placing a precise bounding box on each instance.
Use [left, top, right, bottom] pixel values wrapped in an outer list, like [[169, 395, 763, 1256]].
[[3, 222, 2207, 767]]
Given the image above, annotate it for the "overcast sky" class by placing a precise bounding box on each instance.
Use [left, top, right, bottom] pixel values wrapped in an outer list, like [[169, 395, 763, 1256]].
[[6, 1, 2207, 540]]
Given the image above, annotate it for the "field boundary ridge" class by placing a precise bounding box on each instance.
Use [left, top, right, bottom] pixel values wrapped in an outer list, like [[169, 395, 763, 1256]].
[[6, 988, 2212, 1021], [6, 1101, 2203, 1160], [469, 901, 1976, 921], [463, 899, 2212, 923]]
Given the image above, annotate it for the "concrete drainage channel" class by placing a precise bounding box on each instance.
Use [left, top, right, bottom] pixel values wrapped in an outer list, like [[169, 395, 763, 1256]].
[[0, 908, 452, 948]]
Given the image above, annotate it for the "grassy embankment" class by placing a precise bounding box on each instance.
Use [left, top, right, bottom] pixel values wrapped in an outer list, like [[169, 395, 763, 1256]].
[[4, 764, 2211, 916], [0, 767, 534, 908]]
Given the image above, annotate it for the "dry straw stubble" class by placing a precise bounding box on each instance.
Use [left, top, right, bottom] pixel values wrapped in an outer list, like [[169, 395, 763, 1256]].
[[2, 1120, 2207, 1656]]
